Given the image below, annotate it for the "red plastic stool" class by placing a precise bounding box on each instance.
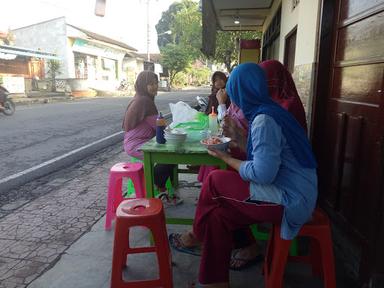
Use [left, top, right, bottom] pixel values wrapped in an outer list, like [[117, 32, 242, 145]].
[[264, 208, 336, 288], [105, 162, 146, 230], [110, 198, 173, 288]]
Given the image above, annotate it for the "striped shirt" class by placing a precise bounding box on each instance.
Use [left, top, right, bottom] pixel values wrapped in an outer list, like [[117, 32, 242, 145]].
[[123, 115, 157, 160]]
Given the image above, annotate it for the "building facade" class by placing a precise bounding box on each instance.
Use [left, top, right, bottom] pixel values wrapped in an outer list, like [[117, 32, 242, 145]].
[[12, 17, 145, 92], [0, 44, 58, 93]]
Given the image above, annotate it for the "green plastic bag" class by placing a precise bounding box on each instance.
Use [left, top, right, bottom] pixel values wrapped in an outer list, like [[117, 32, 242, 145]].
[[174, 112, 208, 130]]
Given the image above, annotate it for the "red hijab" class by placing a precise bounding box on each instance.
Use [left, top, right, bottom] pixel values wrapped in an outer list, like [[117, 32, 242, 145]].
[[259, 60, 308, 132], [122, 71, 158, 132]]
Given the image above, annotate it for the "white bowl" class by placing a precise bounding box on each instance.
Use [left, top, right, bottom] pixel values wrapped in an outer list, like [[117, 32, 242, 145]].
[[200, 136, 231, 151], [165, 134, 186, 146], [164, 133, 187, 140], [164, 128, 187, 136]]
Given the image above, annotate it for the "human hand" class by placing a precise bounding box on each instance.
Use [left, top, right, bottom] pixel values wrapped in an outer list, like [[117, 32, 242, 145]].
[[222, 115, 237, 139], [216, 89, 228, 104], [222, 116, 247, 152], [207, 148, 230, 161]]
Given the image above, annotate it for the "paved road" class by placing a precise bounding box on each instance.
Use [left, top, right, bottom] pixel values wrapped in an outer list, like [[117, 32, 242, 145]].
[[0, 88, 209, 181]]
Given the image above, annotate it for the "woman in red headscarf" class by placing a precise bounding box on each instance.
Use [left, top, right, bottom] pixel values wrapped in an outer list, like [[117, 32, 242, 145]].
[[259, 60, 308, 132]]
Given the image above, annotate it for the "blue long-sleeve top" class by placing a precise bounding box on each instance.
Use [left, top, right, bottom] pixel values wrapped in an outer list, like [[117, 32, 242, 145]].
[[239, 114, 317, 240]]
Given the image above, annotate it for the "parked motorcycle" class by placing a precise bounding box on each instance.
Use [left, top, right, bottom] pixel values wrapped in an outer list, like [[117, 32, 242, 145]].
[[118, 79, 130, 91], [194, 95, 209, 112], [0, 86, 16, 116]]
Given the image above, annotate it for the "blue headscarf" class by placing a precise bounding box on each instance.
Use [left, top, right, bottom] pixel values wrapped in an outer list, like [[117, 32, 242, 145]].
[[226, 63, 316, 168]]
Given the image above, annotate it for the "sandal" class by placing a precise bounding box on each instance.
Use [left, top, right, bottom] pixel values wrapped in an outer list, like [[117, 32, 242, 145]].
[[157, 192, 183, 207], [170, 195, 184, 206], [169, 233, 201, 256], [188, 281, 204, 288], [229, 249, 264, 271]]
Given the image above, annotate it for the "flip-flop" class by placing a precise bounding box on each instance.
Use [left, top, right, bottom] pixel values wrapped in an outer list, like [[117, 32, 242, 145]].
[[229, 250, 264, 271], [169, 233, 202, 256], [188, 281, 204, 288]]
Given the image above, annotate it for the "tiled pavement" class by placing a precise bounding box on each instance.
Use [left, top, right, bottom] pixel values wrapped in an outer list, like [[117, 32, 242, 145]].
[[0, 145, 122, 288], [1, 144, 351, 287]]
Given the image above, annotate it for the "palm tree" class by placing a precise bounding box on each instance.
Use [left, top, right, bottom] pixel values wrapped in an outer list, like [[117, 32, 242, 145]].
[[46, 60, 62, 92]]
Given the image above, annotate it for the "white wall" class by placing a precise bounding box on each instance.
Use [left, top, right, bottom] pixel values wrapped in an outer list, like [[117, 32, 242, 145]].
[[12, 17, 70, 78], [279, 0, 299, 63], [262, 0, 321, 66], [295, 0, 321, 65]]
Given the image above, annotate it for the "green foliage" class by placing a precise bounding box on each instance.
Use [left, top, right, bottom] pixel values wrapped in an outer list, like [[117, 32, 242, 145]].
[[186, 66, 210, 86], [214, 31, 262, 72], [156, 0, 200, 49], [46, 59, 62, 92], [156, 0, 203, 87], [171, 1, 202, 59], [156, 1, 184, 48], [170, 66, 211, 88], [172, 71, 188, 87], [160, 44, 191, 86]]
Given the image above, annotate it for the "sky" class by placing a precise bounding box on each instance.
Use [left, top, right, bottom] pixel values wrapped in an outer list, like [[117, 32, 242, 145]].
[[0, 0, 178, 53]]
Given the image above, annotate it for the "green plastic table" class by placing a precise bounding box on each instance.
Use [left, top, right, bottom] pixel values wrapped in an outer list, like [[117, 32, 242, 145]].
[[141, 138, 226, 225]]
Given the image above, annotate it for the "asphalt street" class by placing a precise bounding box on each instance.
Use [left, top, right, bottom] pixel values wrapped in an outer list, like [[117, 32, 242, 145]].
[[0, 88, 209, 183]]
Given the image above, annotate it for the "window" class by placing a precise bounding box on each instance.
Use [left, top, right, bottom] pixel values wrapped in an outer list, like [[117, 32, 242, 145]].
[[74, 52, 87, 79], [262, 6, 281, 61], [101, 57, 117, 80], [74, 52, 97, 79]]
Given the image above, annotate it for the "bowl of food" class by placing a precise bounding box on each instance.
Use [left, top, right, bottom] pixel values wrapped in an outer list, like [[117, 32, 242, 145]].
[[200, 136, 231, 151]]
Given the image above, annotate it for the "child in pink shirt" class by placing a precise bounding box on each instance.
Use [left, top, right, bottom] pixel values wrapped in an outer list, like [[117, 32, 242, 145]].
[[122, 71, 182, 206]]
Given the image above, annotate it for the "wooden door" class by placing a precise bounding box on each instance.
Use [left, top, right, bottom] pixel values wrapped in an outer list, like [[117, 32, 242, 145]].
[[28, 59, 44, 79], [314, 0, 384, 282], [284, 26, 297, 74]]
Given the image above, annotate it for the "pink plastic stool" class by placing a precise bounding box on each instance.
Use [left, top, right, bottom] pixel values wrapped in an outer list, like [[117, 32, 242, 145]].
[[105, 162, 146, 230]]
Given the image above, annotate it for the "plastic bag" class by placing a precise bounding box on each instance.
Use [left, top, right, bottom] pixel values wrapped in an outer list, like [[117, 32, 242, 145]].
[[169, 101, 198, 127], [174, 112, 208, 142], [174, 112, 208, 130]]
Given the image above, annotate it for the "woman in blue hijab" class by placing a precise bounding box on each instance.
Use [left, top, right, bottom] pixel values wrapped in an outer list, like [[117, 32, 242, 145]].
[[175, 63, 317, 287]]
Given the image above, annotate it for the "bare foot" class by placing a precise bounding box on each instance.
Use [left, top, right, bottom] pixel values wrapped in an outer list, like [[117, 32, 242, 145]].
[[230, 243, 262, 270], [180, 231, 200, 247]]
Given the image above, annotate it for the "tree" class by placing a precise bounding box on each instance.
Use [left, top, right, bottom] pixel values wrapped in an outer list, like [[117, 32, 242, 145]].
[[171, 1, 202, 60], [156, 1, 184, 48], [156, 0, 199, 47], [214, 30, 262, 72], [46, 59, 62, 92], [160, 44, 191, 86], [156, 0, 202, 59]]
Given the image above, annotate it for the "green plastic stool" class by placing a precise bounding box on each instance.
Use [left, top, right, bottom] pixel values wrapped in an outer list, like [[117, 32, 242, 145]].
[[250, 224, 298, 256]]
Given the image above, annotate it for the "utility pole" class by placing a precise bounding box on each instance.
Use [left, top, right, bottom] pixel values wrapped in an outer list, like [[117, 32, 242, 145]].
[[146, 0, 150, 62]]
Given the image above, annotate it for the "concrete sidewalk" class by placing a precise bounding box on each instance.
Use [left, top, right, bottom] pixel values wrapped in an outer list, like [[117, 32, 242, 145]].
[[0, 143, 347, 288]]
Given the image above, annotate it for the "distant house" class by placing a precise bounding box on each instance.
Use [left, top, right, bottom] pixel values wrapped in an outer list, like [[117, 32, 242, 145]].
[[0, 38, 58, 94], [12, 17, 144, 92], [138, 53, 168, 90]]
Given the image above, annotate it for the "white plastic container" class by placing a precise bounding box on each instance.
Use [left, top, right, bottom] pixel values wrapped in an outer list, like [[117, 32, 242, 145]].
[[208, 106, 219, 135]]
